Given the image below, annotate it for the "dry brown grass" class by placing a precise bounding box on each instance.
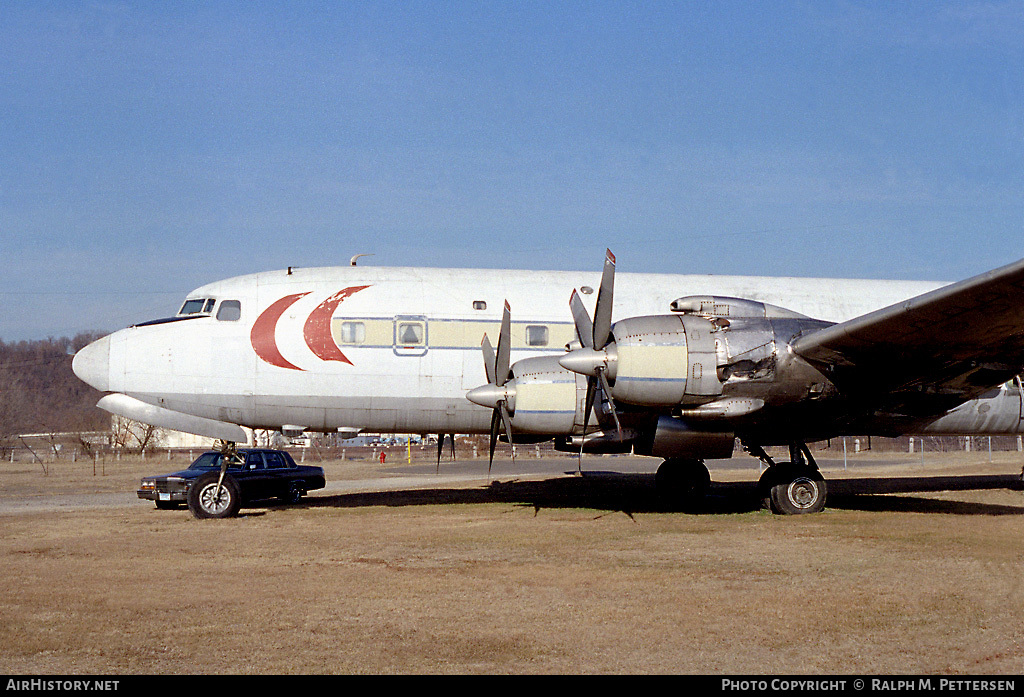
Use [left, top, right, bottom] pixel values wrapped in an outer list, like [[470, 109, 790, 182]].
[[1, 451, 1022, 674]]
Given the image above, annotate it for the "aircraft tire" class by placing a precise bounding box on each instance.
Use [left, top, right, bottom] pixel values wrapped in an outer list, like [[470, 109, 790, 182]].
[[765, 465, 826, 515], [188, 472, 242, 519], [757, 467, 778, 511], [655, 458, 710, 509]]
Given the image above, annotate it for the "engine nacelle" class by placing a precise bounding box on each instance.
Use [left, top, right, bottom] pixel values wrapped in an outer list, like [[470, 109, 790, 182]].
[[559, 297, 837, 414], [554, 430, 636, 455], [633, 415, 735, 460], [503, 355, 588, 435], [610, 314, 723, 406]]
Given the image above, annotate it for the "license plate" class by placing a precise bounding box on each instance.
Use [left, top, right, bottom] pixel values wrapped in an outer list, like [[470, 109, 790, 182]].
[[159, 493, 171, 501]]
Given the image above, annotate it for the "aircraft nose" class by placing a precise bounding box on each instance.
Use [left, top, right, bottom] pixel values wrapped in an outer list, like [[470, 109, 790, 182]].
[[72, 335, 111, 392]]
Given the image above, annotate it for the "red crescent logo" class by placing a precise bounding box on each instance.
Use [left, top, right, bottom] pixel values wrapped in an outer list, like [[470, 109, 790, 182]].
[[250, 293, 310, 371], [303, 286, 370, 364]]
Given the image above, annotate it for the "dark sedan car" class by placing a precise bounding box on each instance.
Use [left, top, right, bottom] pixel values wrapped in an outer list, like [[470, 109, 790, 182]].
[[138, 448, 325, 518]]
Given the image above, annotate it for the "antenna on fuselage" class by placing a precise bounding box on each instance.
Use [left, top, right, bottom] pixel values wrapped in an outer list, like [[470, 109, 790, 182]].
[[350, 254, 374, 266]]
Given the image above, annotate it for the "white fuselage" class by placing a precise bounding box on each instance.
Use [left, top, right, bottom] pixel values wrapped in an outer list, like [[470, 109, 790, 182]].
[[76, 264, 964, 437]]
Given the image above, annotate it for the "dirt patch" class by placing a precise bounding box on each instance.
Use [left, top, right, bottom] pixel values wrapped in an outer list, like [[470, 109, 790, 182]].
[[1, 452, 1022, 674]]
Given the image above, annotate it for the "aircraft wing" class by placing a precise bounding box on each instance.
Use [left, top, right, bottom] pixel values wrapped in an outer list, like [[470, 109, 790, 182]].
[[791, 257, 1024, 417]]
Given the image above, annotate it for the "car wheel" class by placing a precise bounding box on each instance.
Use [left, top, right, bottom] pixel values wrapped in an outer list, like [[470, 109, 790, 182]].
[[278, 483, 304, 505], [187, 472, 241, 519]]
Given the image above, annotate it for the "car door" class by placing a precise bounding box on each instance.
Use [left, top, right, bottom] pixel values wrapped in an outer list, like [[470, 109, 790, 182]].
[[262, 451, 291, 498], [241, 451, 274, 501]]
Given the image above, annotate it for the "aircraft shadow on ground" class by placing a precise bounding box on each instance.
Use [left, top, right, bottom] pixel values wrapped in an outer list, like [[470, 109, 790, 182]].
[[300, 472, 1024, 517], [825, 474, 1024, 515]]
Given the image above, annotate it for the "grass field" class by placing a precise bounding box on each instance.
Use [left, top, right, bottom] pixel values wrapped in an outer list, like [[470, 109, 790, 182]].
[[1, 450, 1022, 674]]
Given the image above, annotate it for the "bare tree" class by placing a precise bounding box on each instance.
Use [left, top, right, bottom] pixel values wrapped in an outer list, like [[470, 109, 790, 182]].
[[110, 416, 163, 452]]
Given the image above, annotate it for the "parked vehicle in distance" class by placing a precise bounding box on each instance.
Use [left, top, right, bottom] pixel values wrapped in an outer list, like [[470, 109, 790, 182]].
[[137, 448, 325, 518]]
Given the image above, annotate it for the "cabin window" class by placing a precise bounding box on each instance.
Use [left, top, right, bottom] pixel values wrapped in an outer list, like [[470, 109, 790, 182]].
[[393, 316, 428, 355], [216, 300, 241, 321], [473, 301, 487, 310], [526, 325, 549, 347], [397, 321, 425, 346], [203, 299, 216, 313], [339, 322, 366, 344]]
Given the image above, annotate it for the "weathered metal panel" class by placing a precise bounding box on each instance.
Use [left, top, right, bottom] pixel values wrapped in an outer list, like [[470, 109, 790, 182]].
[[679, 315, 723, 400], [611, 315, 689, 406]]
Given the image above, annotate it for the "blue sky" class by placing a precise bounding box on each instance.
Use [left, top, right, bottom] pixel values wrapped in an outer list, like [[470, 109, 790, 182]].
[[2, 1, 1022, 340]]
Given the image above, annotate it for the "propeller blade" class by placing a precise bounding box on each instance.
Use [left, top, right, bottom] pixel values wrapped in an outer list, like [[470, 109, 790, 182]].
[[487, 400, 515, 474], [570, 290, 594, 349], [579, 376, 597, 472], [488, 408, 500, 474], [582, 376, 597, 436], [479, 301, 515, 476], [481, 334, 496, 385], [499, 401, 515, 463], [496, 301, 511, 386], [592, 249, 616, 349], [597, 368, 623, 440]]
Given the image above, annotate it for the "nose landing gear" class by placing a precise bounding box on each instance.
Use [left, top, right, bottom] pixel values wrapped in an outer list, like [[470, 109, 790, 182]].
[[188, 440, 243, 519]]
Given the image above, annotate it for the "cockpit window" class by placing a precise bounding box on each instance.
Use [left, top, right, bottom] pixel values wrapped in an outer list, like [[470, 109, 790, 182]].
[[216, 300, 241, 321], [179, 298, 214, 316]]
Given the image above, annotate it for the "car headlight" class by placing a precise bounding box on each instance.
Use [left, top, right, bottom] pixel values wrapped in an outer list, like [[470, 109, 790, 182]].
[[140, 479, 155, 490]]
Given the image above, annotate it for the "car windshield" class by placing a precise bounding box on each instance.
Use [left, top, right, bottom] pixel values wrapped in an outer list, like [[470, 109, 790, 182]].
[[187, 452, 247, 470]]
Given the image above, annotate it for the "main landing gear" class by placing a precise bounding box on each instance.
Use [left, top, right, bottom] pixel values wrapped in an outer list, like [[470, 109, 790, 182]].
[[654, 444, 827, 514], [655, 458, 711, 509], [747, 442, 827, 515]]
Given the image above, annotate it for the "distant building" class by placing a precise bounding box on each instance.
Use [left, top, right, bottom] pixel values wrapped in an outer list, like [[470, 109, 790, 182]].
[[110, 414, 257, 450]]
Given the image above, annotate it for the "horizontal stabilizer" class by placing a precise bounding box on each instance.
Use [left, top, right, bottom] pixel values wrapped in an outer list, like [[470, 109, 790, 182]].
[[97, 394, 249, 444]]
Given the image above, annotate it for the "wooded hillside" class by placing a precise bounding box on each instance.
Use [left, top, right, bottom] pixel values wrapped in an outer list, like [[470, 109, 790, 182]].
[[0, 334, 109, 442]]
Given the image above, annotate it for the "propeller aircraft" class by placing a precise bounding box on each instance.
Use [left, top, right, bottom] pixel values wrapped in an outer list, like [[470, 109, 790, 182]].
[[72, 250, 1024, 517]]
